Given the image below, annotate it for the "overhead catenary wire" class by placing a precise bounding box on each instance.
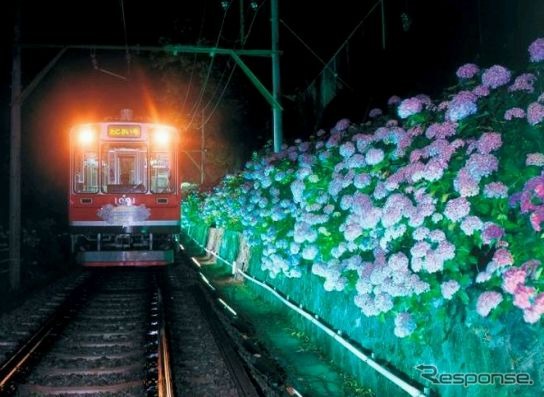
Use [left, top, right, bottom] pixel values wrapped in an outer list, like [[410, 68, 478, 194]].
[[306, 0, 383, 92], [196, 0, 268, 130], [279, 18, 352, 90], [182, 8, 207, 112], [185, 5, 232, 132], [119, 0, 131, 75]]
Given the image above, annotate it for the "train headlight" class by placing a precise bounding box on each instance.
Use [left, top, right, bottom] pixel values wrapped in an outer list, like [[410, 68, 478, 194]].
[[77, 126, 95, 146], [153, 128, 171, 146]]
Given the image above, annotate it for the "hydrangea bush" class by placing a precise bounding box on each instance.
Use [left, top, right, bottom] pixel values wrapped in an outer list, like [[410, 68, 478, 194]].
[[183, 38, 544, 339]]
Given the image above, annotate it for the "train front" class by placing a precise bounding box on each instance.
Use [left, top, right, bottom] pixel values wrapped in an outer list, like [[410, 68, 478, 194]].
[[69, 111, 180, 266]]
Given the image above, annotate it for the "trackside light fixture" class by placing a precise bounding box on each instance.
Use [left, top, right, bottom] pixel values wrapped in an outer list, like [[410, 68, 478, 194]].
[[218, 298, 237, 316], [191, 257, 201, 267]]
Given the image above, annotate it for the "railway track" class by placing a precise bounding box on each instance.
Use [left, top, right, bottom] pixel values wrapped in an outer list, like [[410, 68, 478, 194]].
[[0, 261, 284, 397], [0, 269, 173, 396]]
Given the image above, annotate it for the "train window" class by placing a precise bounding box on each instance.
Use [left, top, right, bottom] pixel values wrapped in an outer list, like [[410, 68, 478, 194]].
[[101, 143, 148, 193], [150, 151, 173, 193], [74, 149, 99, 193]]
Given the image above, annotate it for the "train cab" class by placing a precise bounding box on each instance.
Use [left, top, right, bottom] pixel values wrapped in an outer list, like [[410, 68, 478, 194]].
[[69, 109, 180, 266]]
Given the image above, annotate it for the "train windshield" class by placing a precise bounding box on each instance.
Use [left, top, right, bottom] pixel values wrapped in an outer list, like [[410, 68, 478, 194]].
[[101, 143, 147, 193], [150, 151, 173, 193], [74, 148, 99, 193]]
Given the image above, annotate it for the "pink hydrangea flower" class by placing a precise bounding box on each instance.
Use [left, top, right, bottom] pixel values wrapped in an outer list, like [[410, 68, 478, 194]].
[[460, 215, 483, 236], [456, 63, 480, 79], [529, 37, 544, 62], [483, 182, 508, 199], [472, 85, 490, 97], [527, 102, 544, 125], [513, 285, 536, 309], [529, 209, 544, 232], [492, 248, 514, 267], [397, 97, 424, 119], [445, 91, 478, 121], [482, 223, 504, 245], [444, 197, 471, 222], [476, 271, 492, 283], [526, 153, 544, 166], [502, 268, 527, 294], [441, 280, 460, 300], [476, 132, 502, 154], [476, 291, 503, 317], [523, 307, 541, 324], [425, 121, 458, 139], [504, 107, 526, 120], [454, 168, 480, 197], [482, 65, 511, 89], [508, 73, 536, 93]]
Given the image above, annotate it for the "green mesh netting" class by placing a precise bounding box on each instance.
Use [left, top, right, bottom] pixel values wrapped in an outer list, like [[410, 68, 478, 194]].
[[218, 229, 240, 263], [184, 226, 543, 397]]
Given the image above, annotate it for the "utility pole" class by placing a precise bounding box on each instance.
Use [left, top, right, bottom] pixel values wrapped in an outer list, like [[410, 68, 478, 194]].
[[271, 0, 282, 152], [9, 5, 21, 291], [201, 109, 205, 185]]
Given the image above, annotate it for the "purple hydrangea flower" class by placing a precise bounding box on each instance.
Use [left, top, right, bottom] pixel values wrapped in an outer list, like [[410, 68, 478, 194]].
[[339, 142, 356, 158], [472, 85, 490, 97], [483, 182, 508, 199], [526, 153, 544, 166], [444, 197, 471, 222], [482, 223, 504, 245], [527, 102, 544, 125], [476, 291, 503, 317], [482, 65, 511, 89], [394, 312, 417, 338], [369, 108, 383, 118], [387, 95, 401, 106], [425, 121, 458, 139], [529, 37, 544, 62], [460, 215, 483, 236], [397, 97, 424, 119], [466, 153, 499, 179], [445, 91, 478, 121], [333, 118, 350, 132], [441, 280, 460, 300], [456, 63, 480, 79], [508, 73, 536, 93], [477, 132, 502, 154], [365, 148, 385, 165], [504, 107, 526, 120]]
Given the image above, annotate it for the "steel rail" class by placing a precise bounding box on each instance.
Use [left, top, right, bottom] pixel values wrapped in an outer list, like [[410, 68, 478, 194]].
[[157, 286, 175, 397], [0, 273, 92, 393], [192, 285, 262, 397]]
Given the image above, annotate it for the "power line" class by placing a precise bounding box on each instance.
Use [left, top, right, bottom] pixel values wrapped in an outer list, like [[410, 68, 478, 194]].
[[185, 4, 232, 131], [119, 0, 131, 75], [279, 18, 352, 90], [306, 0, 383, 92], [196, 0, 267, 130], [182, 9, 207, 111]]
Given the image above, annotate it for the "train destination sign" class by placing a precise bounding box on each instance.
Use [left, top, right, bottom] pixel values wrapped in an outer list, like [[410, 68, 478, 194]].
[[108, 125, 141, 138]]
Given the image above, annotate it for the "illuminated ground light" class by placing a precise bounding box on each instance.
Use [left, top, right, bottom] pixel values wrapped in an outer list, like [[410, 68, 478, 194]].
[[191, 257, 201, 267], [199, 273, 216, 291], [217, 298, 237, 317]]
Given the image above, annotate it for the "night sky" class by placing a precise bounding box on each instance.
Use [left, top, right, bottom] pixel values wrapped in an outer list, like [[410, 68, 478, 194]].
[[1, 0, 544, 225]]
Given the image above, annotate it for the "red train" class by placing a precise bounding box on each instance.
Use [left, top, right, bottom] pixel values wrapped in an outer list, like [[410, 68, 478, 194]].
[[69, 109, 180, 266]]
